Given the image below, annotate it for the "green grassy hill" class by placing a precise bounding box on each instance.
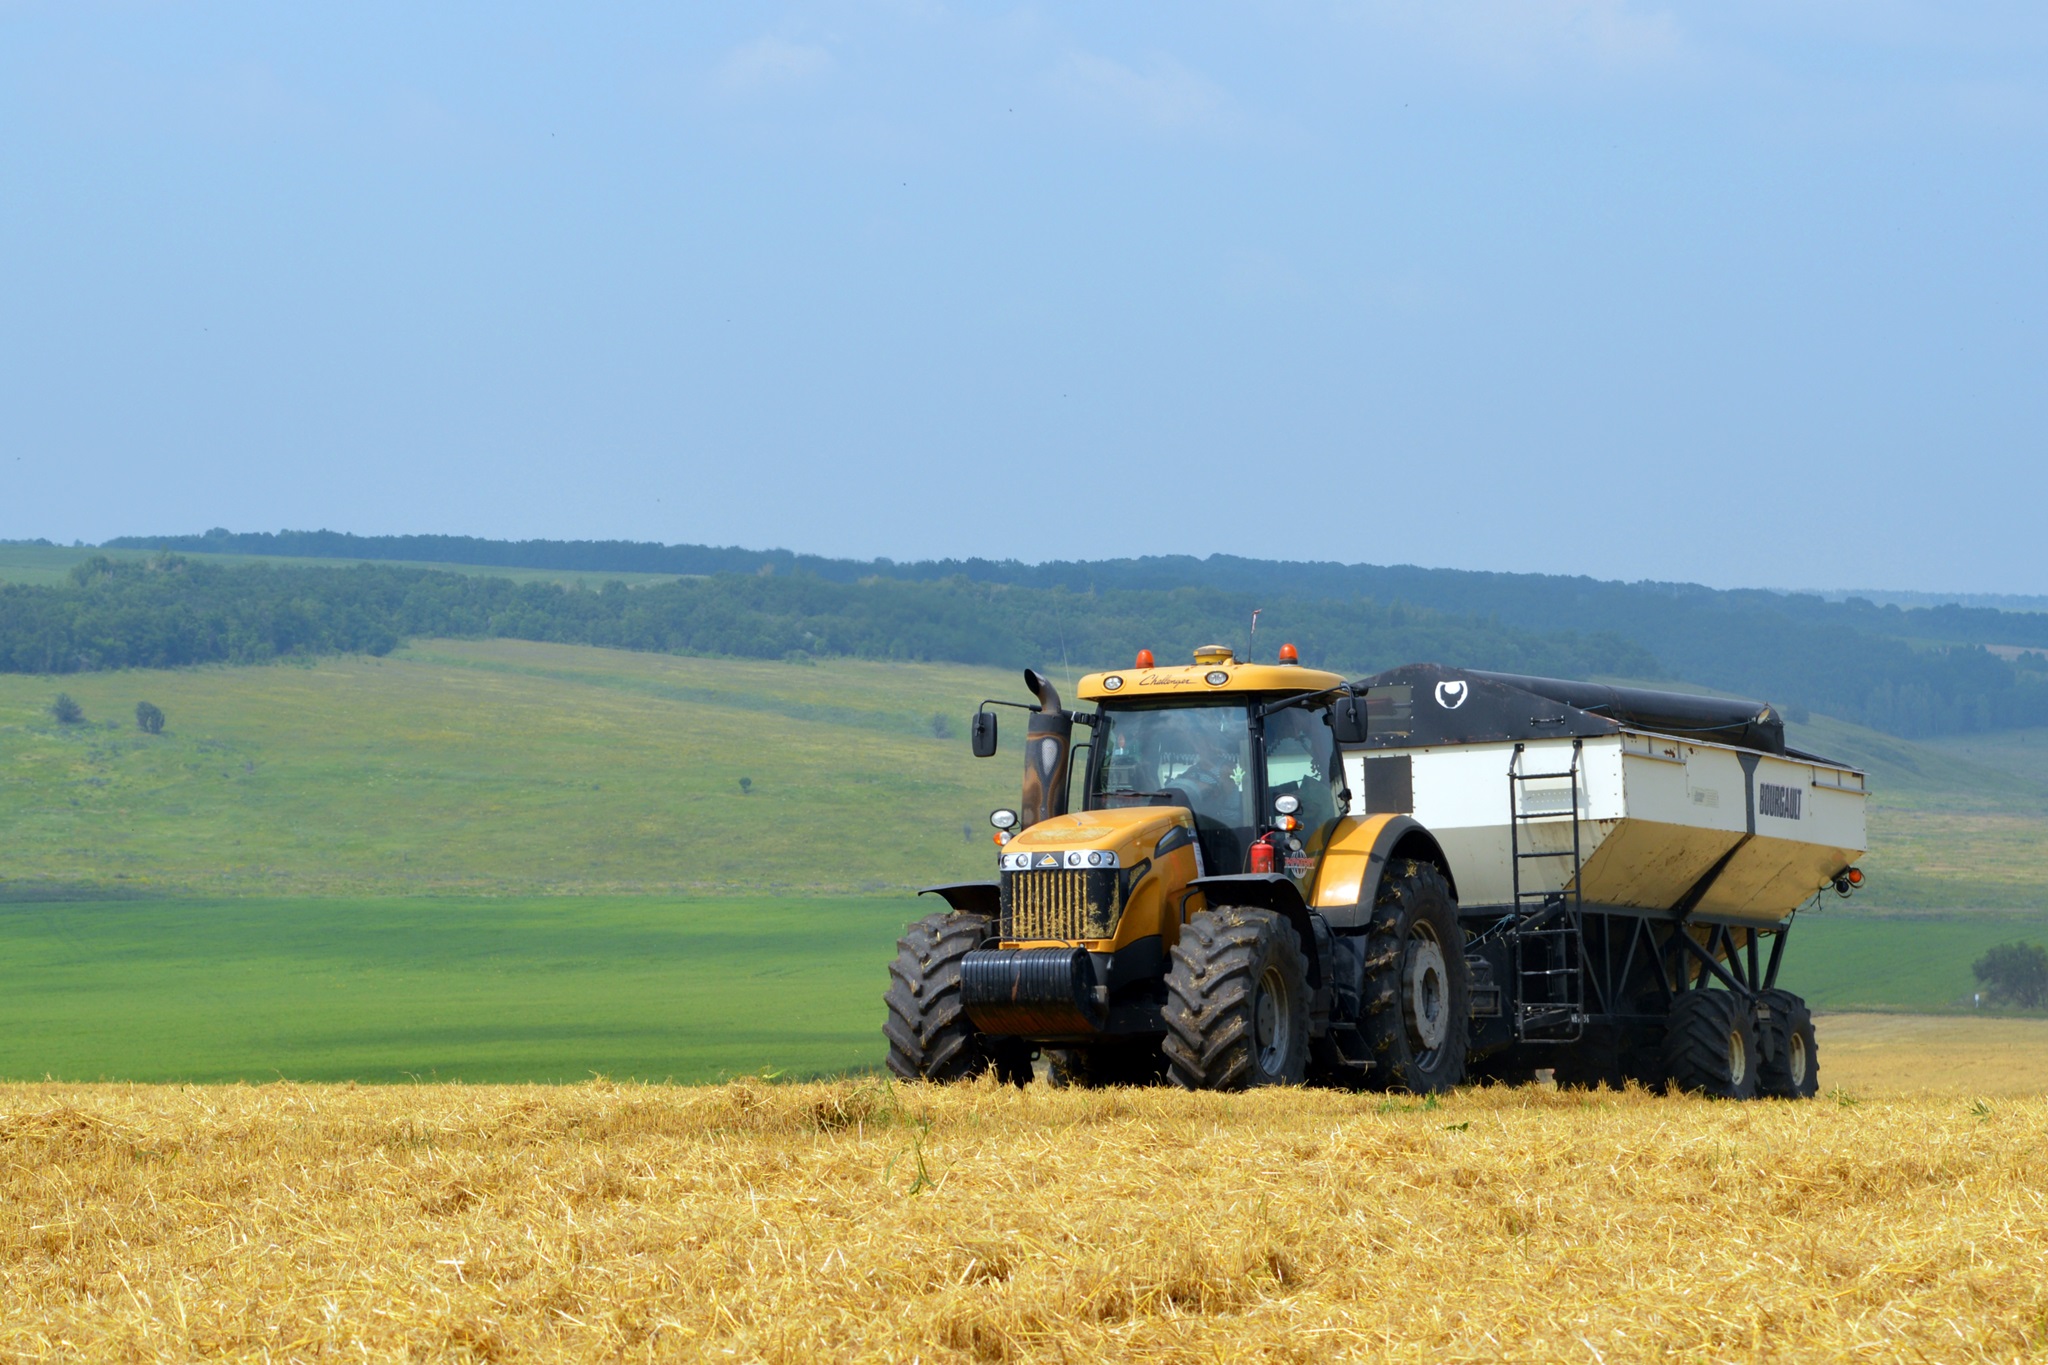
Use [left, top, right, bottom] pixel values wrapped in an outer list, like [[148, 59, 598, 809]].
[[1787, 712, 2048, 912], [0, 640, 1023, 899], [4, 638, 2045, 908]]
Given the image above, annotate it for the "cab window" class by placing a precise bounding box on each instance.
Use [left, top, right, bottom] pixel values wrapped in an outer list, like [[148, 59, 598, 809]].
[[1095, 703, 1254, 873], [1262, 706, 1340, 832]]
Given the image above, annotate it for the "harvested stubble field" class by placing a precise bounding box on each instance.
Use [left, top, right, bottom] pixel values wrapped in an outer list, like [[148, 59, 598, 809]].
[[5, 1057, 2046, 1363]]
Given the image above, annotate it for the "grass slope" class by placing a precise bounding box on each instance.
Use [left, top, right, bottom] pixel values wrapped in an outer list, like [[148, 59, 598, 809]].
[[4, 638, 2045, 907], [0, 640, 1020, 898], [0, 896, 909, 1084], [1788, 711, 2048, 910]]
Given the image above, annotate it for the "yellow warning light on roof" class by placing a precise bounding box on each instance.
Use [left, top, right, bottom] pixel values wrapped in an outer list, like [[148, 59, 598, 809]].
[[1191, 644, 1236, 666]]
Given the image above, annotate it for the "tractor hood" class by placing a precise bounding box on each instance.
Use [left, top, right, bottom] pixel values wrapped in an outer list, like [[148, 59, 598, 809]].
[[997, 804, 1201, 874]]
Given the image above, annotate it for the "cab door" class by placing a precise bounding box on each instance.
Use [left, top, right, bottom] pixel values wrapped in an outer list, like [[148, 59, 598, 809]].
[[1261, 705, 1345, 893]]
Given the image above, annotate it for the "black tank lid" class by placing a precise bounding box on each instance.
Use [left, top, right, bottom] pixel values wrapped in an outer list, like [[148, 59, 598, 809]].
[[1351, 664, 1789, 757]]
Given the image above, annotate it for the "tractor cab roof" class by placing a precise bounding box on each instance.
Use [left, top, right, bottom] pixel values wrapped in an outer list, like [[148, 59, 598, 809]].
[[1077, 645, 1345, 704]]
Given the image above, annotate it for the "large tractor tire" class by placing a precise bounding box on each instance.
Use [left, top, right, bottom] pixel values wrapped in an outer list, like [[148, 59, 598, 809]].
[[1662, 989, 1759, 1099], [1755, 988, 1819, 1099], [1360, 861, 1470, 1094], [1162, 907, 1310, 1090], [884, 911, 1028, 1084]]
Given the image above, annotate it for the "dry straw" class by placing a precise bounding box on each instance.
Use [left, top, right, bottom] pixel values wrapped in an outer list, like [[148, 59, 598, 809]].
[[3, 1071, 2045, 1363]]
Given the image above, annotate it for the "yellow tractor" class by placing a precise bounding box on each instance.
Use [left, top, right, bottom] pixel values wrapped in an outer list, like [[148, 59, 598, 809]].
[[885, 644, 1468, 1091]]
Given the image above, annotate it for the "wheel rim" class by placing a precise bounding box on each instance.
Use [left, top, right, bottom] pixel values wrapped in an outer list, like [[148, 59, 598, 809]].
[[1787, 1029, 1808, 1089], [1254, 964, 1292, 1074], [1404, 923, 1450, 1060], [1728, 1025, 1748, 1088]]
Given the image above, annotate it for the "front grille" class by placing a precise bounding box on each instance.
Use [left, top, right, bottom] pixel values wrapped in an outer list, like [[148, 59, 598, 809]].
[[1001, 868, 1123, 941]]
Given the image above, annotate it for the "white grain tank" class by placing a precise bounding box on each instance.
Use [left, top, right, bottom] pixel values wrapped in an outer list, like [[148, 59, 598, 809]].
[[1341, 666, 1866, 926]]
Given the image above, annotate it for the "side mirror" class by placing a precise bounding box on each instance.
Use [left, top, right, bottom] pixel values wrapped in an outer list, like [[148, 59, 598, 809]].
[[1330, 694, 1369, 745], [970, 711, 998, 758]]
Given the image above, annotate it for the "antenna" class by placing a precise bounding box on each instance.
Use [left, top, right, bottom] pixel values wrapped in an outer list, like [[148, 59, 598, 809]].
[[1247, 607, 1262, 661]]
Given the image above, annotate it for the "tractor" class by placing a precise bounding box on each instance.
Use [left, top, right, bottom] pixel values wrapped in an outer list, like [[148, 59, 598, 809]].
[[884, 644, 1466, 1092]]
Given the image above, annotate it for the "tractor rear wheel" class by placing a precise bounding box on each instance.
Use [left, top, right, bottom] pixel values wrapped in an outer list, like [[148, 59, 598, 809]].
[[1162, 907, 1309, 1090], [1360, 861, 1470, 1094], [1755, 988, 1818, 1099], [884, 911, 1001, 1083], [1662, 989, 1759, 1099]]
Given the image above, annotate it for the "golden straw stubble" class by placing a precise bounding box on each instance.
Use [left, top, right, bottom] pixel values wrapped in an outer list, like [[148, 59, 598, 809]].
[[3, 1070, 2045, 1363]]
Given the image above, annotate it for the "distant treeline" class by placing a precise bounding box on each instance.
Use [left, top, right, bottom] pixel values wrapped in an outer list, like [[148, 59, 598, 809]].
[[2, 555, 1652, 687], [90, 529, 2048, 739], [104, 528, 2048, 648]]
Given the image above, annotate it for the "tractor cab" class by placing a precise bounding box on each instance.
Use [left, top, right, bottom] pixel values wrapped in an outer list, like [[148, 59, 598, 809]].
[[1078, 646, 1350, 889]]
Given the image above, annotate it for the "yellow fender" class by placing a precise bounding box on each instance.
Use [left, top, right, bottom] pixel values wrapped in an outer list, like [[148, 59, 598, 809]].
[[1311, 814, 1458, 930]]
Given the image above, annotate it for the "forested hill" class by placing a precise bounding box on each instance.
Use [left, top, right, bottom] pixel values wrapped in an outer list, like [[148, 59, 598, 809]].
[[108, 528, 2048, 647], [1, 556, 1650, 688], [88, 529, 2048, 739]]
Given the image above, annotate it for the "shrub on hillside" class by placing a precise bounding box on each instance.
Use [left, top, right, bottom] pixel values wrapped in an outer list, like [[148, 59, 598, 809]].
[[136, 701, 165, 734], [50, 693, 83, 724]]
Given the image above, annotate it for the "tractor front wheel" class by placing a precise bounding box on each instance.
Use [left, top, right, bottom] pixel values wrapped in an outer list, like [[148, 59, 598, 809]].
[[884, 911, 1006, 1083], [1162, 907, 1310, 1090]]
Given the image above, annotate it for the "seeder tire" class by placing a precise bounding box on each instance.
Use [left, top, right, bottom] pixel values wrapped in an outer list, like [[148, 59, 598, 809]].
[[1359, 861, 1470, 1094], [1662, 989, 1759, 1099], [884, 911, 997, 1083], [1755, 988, 1818, 1099], [1162, 907, 1309, 1090]]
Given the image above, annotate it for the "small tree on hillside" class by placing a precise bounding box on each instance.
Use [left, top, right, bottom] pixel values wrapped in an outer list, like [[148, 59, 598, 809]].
[[930, 713, 954, 740], [50, 693, 83, 725], [738, 776, 753, 796], [135, 701, 165, 735], [1973, 941, 2048, 1009]]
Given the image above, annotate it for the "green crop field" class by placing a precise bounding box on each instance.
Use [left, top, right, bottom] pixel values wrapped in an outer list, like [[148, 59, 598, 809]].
[[0, 895, 2035, 1084], [0, 894, 914, 1084], [1791, 911, 2048, 1012]]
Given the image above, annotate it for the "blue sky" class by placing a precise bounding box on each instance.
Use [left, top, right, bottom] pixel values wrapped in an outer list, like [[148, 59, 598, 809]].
[[3, 3, 2044, 592]]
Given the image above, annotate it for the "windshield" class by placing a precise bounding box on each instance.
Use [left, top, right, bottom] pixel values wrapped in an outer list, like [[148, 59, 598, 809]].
[[1095, 703, 1254, 874]]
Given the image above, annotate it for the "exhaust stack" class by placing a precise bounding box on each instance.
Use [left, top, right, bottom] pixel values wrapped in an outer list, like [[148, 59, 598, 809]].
[[1018, 668, 1074, 830]]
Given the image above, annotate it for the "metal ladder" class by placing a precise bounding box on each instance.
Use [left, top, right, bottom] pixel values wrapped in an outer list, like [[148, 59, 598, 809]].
[[1507, 740, 1586, 1042]]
